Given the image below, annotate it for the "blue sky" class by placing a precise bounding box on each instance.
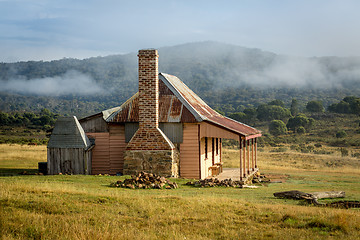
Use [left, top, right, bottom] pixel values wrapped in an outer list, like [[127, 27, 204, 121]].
[[1, 0, 360, 62]]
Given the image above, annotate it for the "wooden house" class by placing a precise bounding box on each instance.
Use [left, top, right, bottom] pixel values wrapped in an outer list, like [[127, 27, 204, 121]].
[[79, 49, 261, 180], [47, 116, 94, 175]]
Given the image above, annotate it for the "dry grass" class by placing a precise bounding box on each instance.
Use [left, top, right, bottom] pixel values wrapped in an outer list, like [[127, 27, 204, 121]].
[[1, 144, 360, 239], [0, 144, 46, 169]]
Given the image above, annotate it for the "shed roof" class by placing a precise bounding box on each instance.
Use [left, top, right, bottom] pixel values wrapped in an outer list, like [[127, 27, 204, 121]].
[[100, 73, 260, 138], [159, 73, 261, 138], [48, 116, 91, 149]]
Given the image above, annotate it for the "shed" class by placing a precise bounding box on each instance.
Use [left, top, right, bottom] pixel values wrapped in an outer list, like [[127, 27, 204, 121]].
[[47, 116, 93, 175]]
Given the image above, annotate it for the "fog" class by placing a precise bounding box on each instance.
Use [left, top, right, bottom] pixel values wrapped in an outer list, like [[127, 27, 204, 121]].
[[0, 70, 104, 95], [234, 56, 360, 89]]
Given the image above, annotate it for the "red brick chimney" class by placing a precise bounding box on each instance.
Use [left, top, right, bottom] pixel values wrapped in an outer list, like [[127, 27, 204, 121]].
[[124, 49, 179, 177], [126, 49, 174, 151]]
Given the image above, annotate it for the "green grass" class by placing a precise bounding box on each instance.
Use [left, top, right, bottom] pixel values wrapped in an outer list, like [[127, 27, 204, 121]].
[[1, 144, 360, 239]]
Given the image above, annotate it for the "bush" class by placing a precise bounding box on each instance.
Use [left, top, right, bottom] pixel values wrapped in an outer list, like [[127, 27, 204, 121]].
[[306, 101, 324, 113], [269, 120, 287, 136], [296, 126, 306, 134], [336, 130, 347, 138], [314, 143, 322, 148], [340, 148, 349, 157]]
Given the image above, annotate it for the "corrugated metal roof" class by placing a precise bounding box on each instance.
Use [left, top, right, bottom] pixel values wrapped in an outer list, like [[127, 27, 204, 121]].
[[159, 73, 261, 137], [48, 116, 91, 149], [89, 73, 260, 138]]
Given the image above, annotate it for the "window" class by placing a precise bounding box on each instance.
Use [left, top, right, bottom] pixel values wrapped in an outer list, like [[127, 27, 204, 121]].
[[205, 137, 208, 159]]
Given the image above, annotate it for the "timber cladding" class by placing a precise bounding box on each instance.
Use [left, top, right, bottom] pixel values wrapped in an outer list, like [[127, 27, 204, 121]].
[[89, 125, 126, 175], [179, 123, 200, 179], [47, 148, 91, 175]]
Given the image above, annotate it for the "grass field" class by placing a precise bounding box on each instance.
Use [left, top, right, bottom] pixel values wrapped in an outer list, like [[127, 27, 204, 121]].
[[1, 144, 360, 239]]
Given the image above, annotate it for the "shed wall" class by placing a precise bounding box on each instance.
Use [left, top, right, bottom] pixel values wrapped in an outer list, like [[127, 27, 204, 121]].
[[179, 123, 200, 179], [109, 124, 126, 175], [47, 148, 91, 175], [80, 116, 108, 133], [88, 132, 110, 174], [87, 125, 126, 175]]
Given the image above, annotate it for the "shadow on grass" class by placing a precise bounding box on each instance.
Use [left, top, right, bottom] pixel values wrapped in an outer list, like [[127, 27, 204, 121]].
[[0, 168, 39, 176]]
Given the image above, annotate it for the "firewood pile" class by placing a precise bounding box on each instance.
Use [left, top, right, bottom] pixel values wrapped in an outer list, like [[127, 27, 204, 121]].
[[186, 178, 243, 188], [110, 172, 178, 189]]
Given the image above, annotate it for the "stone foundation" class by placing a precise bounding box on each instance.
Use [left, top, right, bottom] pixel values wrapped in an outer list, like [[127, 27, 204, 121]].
[[123, 149, 180, 177]]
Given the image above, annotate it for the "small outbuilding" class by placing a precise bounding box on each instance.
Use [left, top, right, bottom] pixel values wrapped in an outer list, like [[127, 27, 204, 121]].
[[47, 116, 93, 175]]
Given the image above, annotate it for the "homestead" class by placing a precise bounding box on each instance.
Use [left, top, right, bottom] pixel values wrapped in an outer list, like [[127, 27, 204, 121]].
[[48, 49, 261, 179]]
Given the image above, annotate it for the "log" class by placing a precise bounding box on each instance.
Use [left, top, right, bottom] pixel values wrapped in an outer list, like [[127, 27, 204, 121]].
[[274, 190, 359, 209], [273, 190, 313, 200], [273, 190, 345, 200], [310, 191, 345, 199]]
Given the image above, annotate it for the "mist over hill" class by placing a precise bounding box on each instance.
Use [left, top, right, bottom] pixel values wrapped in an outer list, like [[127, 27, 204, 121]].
[[1, 41, 360, 116]]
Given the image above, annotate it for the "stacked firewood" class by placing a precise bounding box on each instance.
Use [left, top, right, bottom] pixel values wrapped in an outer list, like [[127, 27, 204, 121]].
[[186, 178, 243, 188], [111, 172, 178, 189]]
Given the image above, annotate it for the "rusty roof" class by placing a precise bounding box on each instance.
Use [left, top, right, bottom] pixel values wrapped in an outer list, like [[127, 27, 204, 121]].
[[159, 73, 261, 137], [101, 73, 260, 138]]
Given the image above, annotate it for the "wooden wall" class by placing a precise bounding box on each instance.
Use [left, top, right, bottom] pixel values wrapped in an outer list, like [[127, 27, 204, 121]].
[[47, 148, 91, 175], [179, 123, 200, 179], [87, 124, 126, 175], [109, 124, 126, 175], [80, 115, 108, 133], [89, 132, 110, 174], [200, 122, 238, 141]]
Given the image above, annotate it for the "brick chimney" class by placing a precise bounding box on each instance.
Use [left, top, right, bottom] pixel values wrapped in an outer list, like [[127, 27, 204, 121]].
[[123, 49, 179, 177]]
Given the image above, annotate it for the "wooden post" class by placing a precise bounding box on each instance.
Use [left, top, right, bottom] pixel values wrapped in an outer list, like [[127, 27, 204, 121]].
[[239, 137, 242, 181], [251, 138, 254, 171], [247, 139, 250, 175], [243, 139, 246, 177], [255, 138, 257, 169]]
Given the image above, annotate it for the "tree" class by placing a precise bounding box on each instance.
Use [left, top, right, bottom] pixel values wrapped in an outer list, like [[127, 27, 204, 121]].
[[286, 114, 314, 132], [290, 98, 299, 116], [257, 104, 291, 121], [229, 112, 246, 122], [269, 120, 287, 136], [328, 101, 351, 114], [306, 101, 324, 113], [268, 99, 285, 108]]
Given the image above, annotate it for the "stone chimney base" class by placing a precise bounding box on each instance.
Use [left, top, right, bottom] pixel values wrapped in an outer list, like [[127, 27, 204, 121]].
[[123, 149, 180, 177]]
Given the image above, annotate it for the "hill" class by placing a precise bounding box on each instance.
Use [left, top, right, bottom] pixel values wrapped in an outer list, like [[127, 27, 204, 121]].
[[1, 41, 360, 116]]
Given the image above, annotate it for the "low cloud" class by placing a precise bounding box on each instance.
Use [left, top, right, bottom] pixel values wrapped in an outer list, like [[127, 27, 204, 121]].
[[1, 70, 104, 95], [225, 56, 360, 89]]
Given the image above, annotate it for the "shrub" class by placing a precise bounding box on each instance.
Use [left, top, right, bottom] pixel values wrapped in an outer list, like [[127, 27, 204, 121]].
[[296, 126, 306, 134], [314, 143, 322, 148], [306, 101, 324, 113], [269, 120, 287, 136], [340, 148, 349, 157], [336, 130, 347, 138]]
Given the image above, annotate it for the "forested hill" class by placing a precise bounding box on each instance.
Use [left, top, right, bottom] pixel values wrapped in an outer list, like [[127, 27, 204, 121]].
[[1, 41, 360, 117]]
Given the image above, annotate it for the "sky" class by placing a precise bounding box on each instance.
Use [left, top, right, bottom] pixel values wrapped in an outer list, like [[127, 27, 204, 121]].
[[1, 0, 360, 62]]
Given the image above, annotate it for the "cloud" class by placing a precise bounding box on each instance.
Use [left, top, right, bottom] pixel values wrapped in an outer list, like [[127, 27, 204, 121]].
[[1, 70, 104, 95]]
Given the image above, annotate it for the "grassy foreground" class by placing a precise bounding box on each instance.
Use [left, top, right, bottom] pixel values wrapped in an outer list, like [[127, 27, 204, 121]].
[[1, 144, 360, 239]]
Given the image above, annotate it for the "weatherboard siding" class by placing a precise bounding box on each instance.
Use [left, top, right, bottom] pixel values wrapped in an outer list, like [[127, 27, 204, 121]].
[[88, 132, 110, 175], [109, 125, 126, 175], [179, 123, 200, 179], [87, 126, 126, 175]]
